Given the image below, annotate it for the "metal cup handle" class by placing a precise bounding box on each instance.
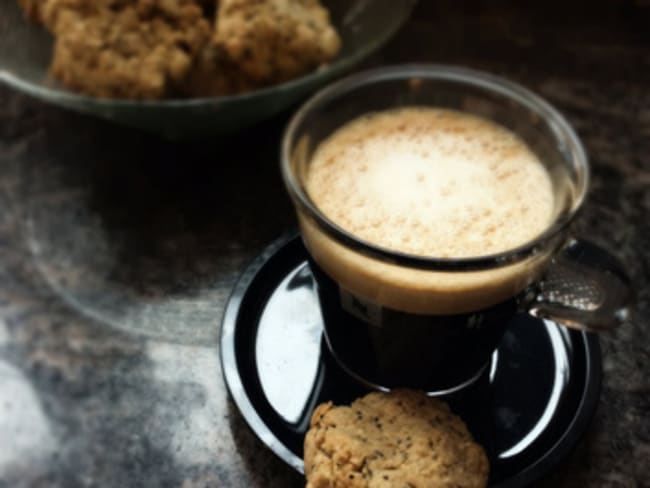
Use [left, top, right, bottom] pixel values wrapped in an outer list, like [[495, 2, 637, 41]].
[[527, 239, 633, 331]]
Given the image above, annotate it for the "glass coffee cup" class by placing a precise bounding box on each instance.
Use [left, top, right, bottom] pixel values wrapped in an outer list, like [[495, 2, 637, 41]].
[[281, 65, 632, 394]]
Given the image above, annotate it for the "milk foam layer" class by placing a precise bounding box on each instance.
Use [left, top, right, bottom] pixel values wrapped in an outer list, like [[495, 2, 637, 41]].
[[299, 107, 557, 314], [306, 108, 554, 258]]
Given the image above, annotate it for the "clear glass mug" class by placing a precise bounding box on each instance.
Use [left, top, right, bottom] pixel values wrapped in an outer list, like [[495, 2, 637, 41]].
[[281, 65, 632, 394]]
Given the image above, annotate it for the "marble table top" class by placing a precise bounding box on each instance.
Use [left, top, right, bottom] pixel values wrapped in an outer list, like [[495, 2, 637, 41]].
[[0, 1, 648, 486]]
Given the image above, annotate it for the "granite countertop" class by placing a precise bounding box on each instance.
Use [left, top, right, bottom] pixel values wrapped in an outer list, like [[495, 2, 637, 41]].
[[0, 1, 648, 487]]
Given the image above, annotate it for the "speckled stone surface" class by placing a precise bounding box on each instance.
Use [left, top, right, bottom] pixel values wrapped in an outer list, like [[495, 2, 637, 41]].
[[0, 1, 649, 487]]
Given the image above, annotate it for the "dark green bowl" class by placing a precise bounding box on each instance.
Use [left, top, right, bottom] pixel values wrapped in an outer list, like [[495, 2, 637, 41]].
[[0, 0, 415, 138]]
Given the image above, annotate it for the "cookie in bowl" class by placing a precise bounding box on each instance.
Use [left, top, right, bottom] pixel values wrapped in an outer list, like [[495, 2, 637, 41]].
[[16, 0, 341, 99]]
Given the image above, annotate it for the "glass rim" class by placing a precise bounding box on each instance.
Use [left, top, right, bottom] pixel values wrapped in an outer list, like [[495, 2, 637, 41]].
[[281, 64, 589, 271]]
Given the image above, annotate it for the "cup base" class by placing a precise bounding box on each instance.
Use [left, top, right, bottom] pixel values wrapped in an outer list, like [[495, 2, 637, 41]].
[[220, 235, 602, 486], [323, 336, 491, 396]]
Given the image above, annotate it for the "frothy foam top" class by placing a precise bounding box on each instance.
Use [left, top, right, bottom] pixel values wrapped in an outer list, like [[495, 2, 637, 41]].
[[306, 108, 554, 258]]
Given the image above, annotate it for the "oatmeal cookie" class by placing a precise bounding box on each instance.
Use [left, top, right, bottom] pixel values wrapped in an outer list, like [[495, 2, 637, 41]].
[[19, 0, 127, 32], [214, 0, 341, 84], [304, 390, 489, 488], [49, 0, 211, 99]]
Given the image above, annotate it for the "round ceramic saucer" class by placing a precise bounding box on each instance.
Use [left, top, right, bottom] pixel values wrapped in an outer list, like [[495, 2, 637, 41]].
[[220, 235, 602, 487]]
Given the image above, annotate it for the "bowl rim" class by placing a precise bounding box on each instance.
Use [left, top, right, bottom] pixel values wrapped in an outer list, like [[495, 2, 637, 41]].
[[0, 0, 417, 108]]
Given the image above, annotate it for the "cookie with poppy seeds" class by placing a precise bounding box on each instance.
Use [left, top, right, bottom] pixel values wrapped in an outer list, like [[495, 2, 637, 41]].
[[304, 389, 489, 488]]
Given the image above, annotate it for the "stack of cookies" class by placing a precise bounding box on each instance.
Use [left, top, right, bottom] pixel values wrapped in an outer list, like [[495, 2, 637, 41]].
[[18, 0, 341, 99], [304, 390, 489, 488]]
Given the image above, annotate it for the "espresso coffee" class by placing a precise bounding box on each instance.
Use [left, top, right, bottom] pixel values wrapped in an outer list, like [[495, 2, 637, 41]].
[[300, 108, 556, 315], [307, 108, 553, 257]]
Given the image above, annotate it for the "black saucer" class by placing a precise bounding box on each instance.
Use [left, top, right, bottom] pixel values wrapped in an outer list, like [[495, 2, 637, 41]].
[[220, 235, 602, 487]]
